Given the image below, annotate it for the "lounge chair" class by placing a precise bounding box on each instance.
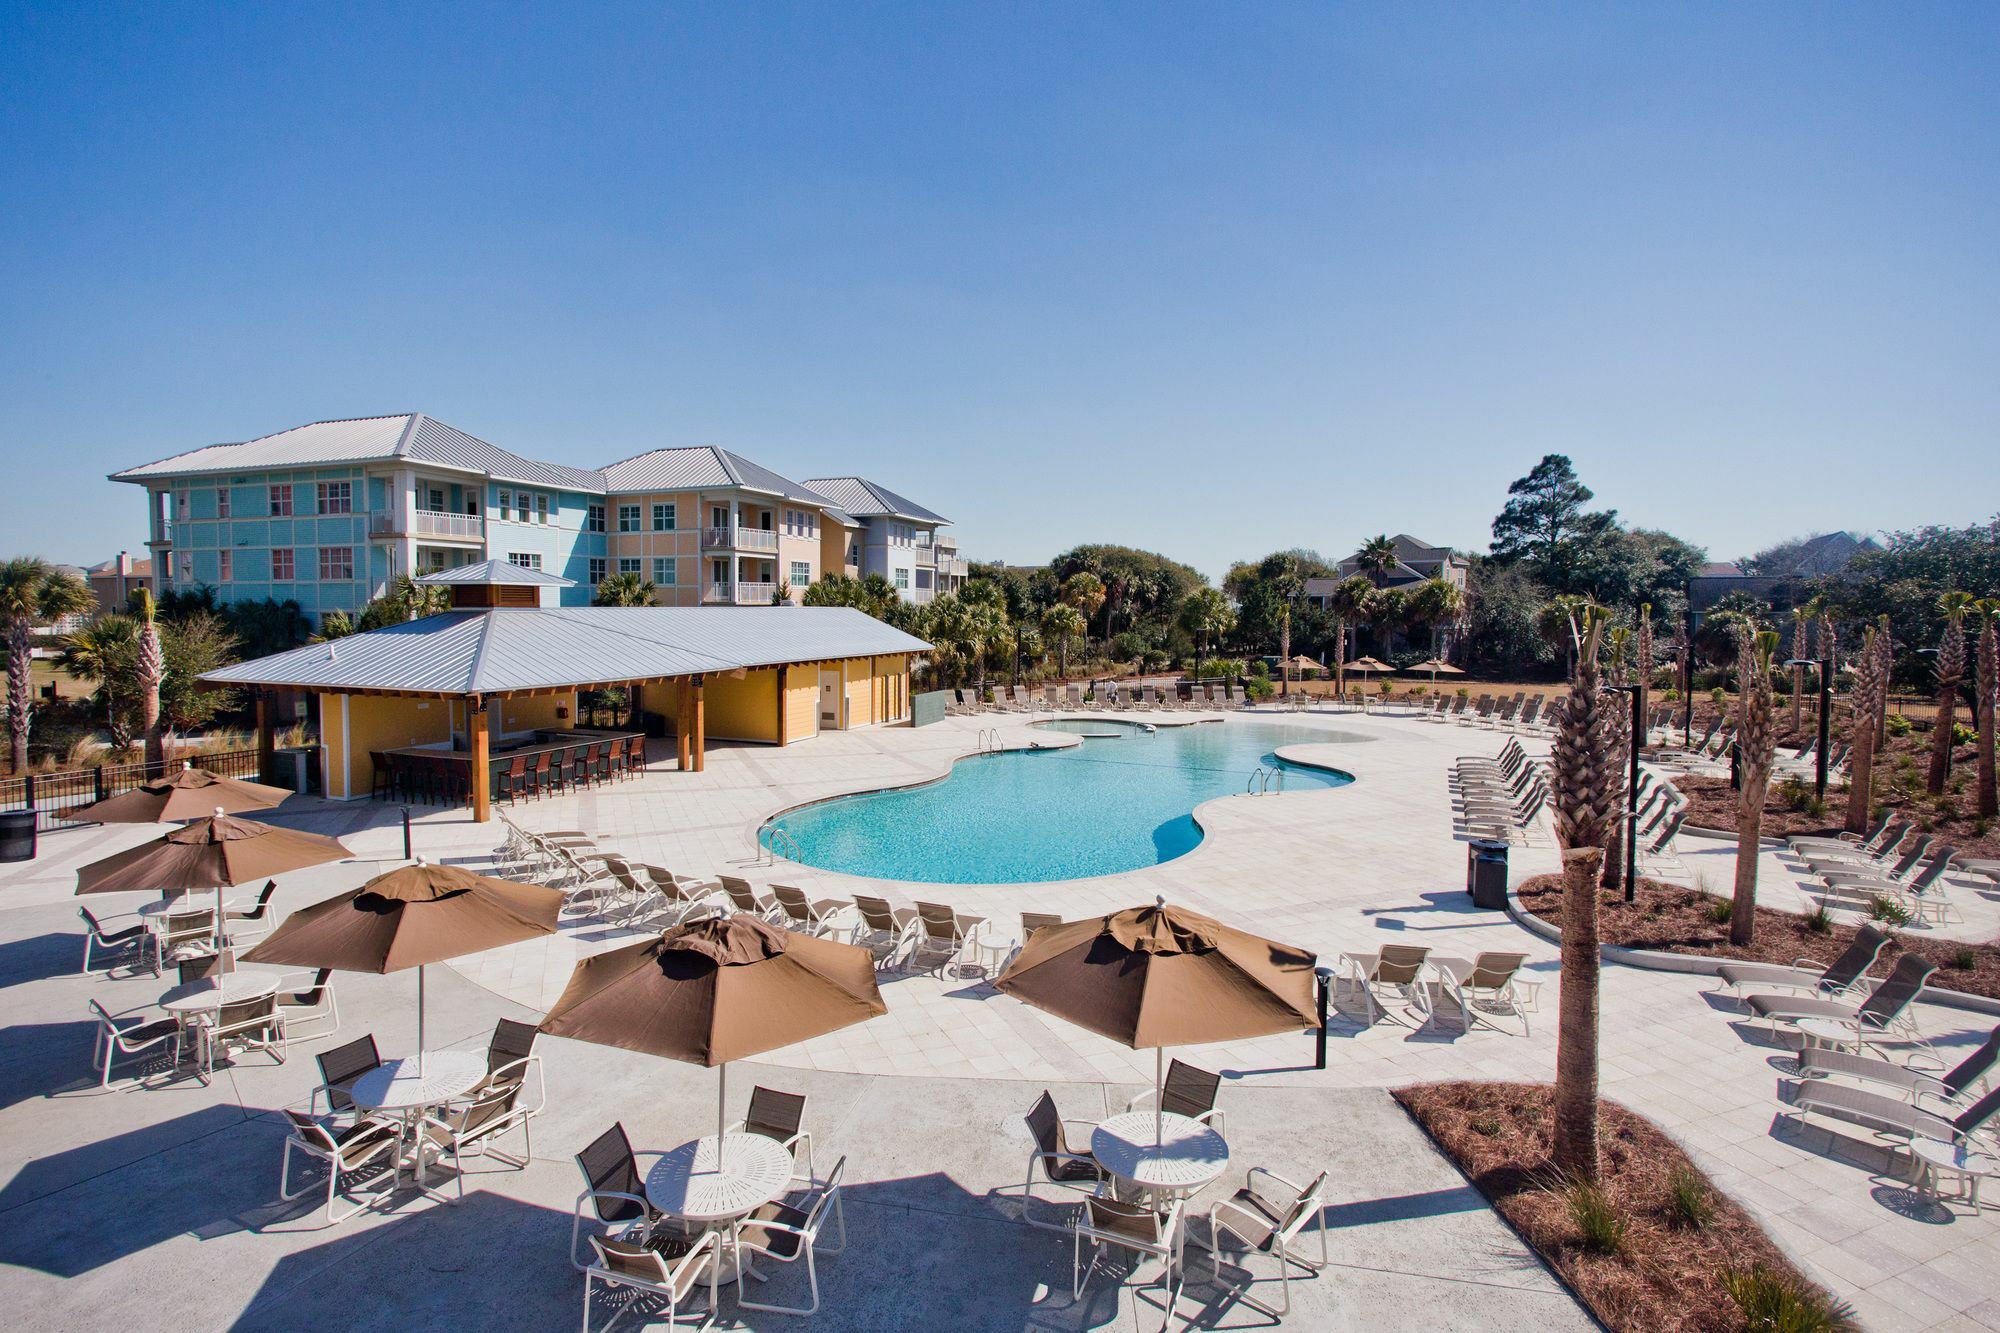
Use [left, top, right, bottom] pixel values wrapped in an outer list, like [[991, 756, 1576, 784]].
[[88, 998, 182, 1087], [1800, 1026, 2000, 1108], [718, 876, 782, 922], [1071, 1191, 1185, 1326], [850, 894, 917, 965], [1716, 925, 1890, 1001], [730, 1157, 847, 1317], [1788, 814, 1899, 859], [1432, 952, 1536, 1034], [1127, 1058, 1226, 1133], [1342, 945, 1433, 1025], [1200, 1166, 1329, 1316], [279, 1108, 403, 1225], [1021, 1090, 1106, 1230], [1743, 954, 1937, 1049], [643, 865, 726, 923], [1808, 835, 1932, 883], [1790, 1084, 2000, 1163], [908, 901, 984, 974], [771, 883, 849, 936]]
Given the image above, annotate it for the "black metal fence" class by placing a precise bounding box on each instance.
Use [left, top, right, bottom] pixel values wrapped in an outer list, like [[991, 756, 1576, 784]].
[[0, 748, 262, 831]]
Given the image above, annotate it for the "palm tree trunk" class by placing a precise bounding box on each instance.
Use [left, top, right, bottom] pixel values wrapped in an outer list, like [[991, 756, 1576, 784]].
[[1731, 772, 1769, 945], [6, 620, 32, 773], [1845, 705, 1878, 835], [1552, 845, 1603, 1182], [1928, 680, 1959, 796], [1790, 664, 1803, 734], [1980, 621, 1997, 819]]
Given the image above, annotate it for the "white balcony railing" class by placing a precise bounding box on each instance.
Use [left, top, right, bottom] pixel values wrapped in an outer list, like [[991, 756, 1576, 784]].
[[371, 510, 483, 541], [701, 526, 780, 551], [704, 582, 777, 605]]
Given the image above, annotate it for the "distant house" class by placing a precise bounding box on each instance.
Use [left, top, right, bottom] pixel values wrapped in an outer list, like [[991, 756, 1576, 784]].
[[1304, 534, 1469, 608], [1687, 532, 1882, 624], [801, 476, 962, 604], [85, 551, 152, 618]]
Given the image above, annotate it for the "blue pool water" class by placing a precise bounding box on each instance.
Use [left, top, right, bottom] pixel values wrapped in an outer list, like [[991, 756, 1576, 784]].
[[763, 720, 1362, 884]]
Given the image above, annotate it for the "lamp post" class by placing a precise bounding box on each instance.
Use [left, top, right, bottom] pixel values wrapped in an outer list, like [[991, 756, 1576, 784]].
[[1786, 657, 1835, 802], [1607, 683, 1643, 900], [1681, 610, 1695, 750]]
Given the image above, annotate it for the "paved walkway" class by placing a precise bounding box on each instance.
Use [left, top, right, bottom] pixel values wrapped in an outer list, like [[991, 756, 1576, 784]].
[[3, 709, 1996, 1328]]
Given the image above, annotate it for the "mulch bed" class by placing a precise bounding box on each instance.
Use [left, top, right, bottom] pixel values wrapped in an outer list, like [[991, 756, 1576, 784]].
[[1514, 874, 2000, 999], [1395, 1082, 1848, 1332]]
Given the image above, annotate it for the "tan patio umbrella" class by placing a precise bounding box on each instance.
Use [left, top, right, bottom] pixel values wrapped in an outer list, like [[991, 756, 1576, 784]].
[[538, 913, 886, 1166], [242, 858, 562, 1073], [1343, 656, 1394, 675], [72, 761, 291, 825], [74, 810, 353, 953], [1410, 657, 1465, 689], [994, 898, 1317, 1145]]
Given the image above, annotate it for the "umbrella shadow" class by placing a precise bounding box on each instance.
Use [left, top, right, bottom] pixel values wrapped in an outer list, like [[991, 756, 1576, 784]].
[[0, 931, 99, 988]]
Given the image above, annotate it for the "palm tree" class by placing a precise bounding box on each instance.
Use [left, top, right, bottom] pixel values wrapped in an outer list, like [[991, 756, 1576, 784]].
[[1844, 620, 1887, 835], [959, 581, 1011, 693], [1041, 604, 1086, 680], [1061, 573, 1106, 655], [1356, 534, 1399, 586], [0, 558, 95, 772], [1408, 576, 1467, 659], [1600, 626, 1632, 892], [1928, 592, 1973, 796], [1326, 574, 1374, 696], [1366, 586, 1408, 658], [1789, 607, 1808, 734], [1730, 627, 1780, 946], [1974, 599, 1999, 820], [1549, 602, 1616, 1183], [391, 575, 451, 620], [135, 588, 166, 776], [592, 572, 657, 607], [1538, 594, 1590, 678], [1180, 587, 1234, 665], [57, 614, 140, 749]]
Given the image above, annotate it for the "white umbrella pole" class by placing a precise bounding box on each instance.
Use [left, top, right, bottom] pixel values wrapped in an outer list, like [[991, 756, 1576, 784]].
[[213, 807, 228, 956], [418, 963, 427, 1076], [717, 1062, 728, 1169], [1155, 1046, 1164, 1148]]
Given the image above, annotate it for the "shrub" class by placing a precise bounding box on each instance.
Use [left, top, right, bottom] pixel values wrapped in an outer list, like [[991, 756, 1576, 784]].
[[1710, 686, 1727, 706], [1953, 722, 1976, 747], [1410, 684, 1428, 698], [1666, 1164, 1717, 1231], [1885, 714, 1914, 738], [1722, 1264, 1859, 1332], [1563, 1182, 1626, 1255], [1244, 677, 1275, 701], [1870, 896, 1913, 927], [1705, 898, 1733, 925], [1951, 948, 1978, 971], [1803, 905, 1833, 934], [1377, 679, 1392, 695], [1456, 686, 1470, 700], [1249, 658, 1270, 678]]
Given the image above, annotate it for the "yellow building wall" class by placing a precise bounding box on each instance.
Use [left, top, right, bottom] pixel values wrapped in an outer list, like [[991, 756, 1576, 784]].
[[781, 669, 819, 742], [497, 693, 573, 736], [322, 693, 455, 799], [704, 669, 780, 743], [843, 658, 875, 727]]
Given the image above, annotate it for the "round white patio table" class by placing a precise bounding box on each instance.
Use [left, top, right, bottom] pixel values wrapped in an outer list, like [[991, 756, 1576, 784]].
[[1912, 1138, 1998, 1210], [1091, 1110, 1229, 1198], [157, 970, 279, 1014], [348, 1050, 488, 1114], [645, 1133, 794, 1285]]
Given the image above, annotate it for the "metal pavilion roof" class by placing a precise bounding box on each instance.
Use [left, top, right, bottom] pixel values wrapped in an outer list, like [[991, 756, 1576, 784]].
[[111, 414, 607, 493], [200, 606, 930, 698], [800, 476, 949, 525], [414, 559, 576, 587]]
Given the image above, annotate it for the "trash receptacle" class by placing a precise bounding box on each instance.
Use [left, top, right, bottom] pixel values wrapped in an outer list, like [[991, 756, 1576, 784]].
[[1467, 837, 1509, 909], [0, 810, 36, 863]]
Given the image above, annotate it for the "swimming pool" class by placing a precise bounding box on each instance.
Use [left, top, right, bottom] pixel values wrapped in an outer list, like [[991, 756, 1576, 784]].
[[761, 720, 1363, 884]]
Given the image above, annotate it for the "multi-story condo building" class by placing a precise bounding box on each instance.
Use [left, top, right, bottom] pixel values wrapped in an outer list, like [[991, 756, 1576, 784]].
[[800, 476, 962, 604], [1304, 533, 1470, 608], [111, 414, 953, 622]]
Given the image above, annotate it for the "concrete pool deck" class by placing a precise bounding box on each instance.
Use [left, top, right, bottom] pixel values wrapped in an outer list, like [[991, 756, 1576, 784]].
[[2, 709, 1997, 1328]]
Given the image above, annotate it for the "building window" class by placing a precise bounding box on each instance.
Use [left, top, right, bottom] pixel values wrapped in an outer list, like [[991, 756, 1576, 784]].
[[655, 557, 676, 586], [425, 487, 445, 512], [269, 484, 292, 516], [316, 481, 352, 515], [588, 557, 607, 585], [507, 552, 542, 571], [318, 546, 354, 580], [587, 504, 606, 533], [271, 548, 294, 580], [420, 549, 447, 573], [790, 561, 810, 587], [915, 568, 932, 590], [618, 504, 640, 533], [893, 568, 909, 590], [652, 502, 675, 531], [175, 490, 190, 519], [535, 494, 549, 525], [216, 487, 230, 519], [217, 549, 232, 581], [618, 558, 641, 576]]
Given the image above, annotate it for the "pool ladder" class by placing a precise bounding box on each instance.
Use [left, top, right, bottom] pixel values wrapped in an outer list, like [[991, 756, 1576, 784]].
[[758, 824, 804, 865], [976, 729, 1003, 755], [1246, 766, 1285, 796]]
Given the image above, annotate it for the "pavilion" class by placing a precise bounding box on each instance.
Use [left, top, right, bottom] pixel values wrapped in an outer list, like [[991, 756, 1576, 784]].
[[201, 565, 929, 821]]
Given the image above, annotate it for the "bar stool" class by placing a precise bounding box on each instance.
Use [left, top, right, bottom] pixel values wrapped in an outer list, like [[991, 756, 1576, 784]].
[[499, 756, 529, 803], [369, 752, 394, 801], [529, 751, 554, 800]]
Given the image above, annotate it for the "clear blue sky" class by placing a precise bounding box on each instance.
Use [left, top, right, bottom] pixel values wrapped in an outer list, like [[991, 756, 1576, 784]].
[[3, 2, 1995, 582]]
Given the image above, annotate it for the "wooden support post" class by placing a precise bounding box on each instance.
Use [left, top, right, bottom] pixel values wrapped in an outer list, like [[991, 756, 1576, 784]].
[[776, 665, 790, 746], [691, 676, 706, 772], [676, 679, 692, 771], [469, 696, 491, 823], [255, 690, 277, 784]]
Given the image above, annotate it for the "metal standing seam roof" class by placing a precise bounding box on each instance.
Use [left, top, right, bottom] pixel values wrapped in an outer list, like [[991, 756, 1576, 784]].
[[200, 606, 932, 697], [111, 414, 608, 493], [800, 476, 949, 525], [414, 559, 576, 587], [597, 445, 836, 506]]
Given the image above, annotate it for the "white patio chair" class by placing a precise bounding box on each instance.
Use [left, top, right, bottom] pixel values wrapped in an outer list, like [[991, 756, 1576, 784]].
[[88, 998, 183, 1087], [583, 1229, 718, 1333], [77, 906, 146, 974], [1432, 952, 1538, 1035], [1201, 1166, 1329, 1316], [278, 1108, 402, 1226], [416, 1079, 538, 1200], [1072, 1190, 1185, 1331], [731, 1156, 847, 1317], [1343, 945, 1434, 1026]]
